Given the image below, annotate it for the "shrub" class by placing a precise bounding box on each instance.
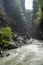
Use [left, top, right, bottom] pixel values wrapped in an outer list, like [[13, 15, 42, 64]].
[[2, 39, 9, 47], [0, 27, 12, 47], [2, 27, 12, 38]]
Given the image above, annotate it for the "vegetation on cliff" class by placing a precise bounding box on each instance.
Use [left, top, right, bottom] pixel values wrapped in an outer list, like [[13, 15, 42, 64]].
[[0, 27, 12, 47], [34, 0, 43, 24]]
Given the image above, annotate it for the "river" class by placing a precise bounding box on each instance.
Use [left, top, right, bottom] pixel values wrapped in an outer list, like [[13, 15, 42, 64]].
[[0, 39, 43, 65]]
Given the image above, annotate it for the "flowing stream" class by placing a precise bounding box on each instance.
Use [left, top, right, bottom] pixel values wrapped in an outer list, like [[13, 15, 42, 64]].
[[0, 39, 43, 65]]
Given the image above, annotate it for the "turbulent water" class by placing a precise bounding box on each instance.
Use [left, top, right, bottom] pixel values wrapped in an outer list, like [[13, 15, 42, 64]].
[[0, 39, 43, 65]]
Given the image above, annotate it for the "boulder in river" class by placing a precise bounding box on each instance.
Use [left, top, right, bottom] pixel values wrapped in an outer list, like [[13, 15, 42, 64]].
[[6, 53, 10, 57], [8, 41, 18, 50]]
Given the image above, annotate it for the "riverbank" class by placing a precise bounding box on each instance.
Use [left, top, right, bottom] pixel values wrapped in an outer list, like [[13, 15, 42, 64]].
[[0, 37, 43, 58], [0, 43, 43, 65]]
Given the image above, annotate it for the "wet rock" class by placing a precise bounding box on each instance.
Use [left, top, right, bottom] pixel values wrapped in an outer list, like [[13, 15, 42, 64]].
[[8, 43, 18, 50], [0, 54, 4, 57], [0, 50, 5, 57], [16, 40, 24, 47], [22, 36, 27, 44], [16, 39, 20, 42], [6, 53, 10, 57], [12, 34, 18, 41], [21, 40, 26, 44]]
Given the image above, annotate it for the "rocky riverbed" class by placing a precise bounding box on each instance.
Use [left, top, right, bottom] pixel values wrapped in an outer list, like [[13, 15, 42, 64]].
[[0, 39, 43, 65], [0, 37, 43, 58]]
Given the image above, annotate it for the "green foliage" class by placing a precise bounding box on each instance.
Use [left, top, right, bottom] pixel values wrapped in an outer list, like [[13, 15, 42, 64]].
[[2, 27, 12, 39], [0, 27, 12, 47], [35, 0, 43, 7], [34, 0, 43, 24], [35, 6, 42, 24], [2, 39, 9, 47]]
